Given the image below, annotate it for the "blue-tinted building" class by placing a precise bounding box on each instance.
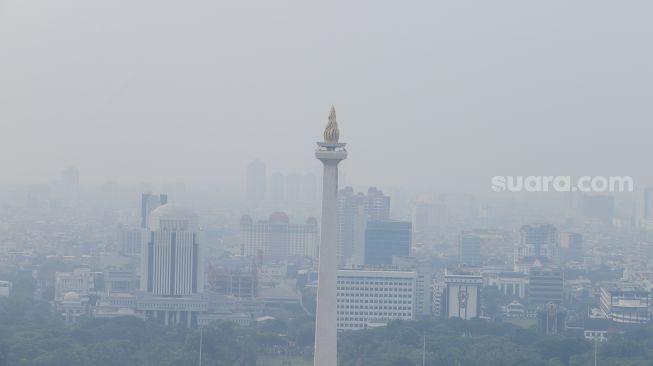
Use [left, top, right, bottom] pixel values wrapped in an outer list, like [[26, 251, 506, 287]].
[[364, 220, 411, 265]]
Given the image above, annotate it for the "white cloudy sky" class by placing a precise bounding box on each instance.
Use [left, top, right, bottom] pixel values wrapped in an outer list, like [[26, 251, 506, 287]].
[[1, 0, 651, 193]]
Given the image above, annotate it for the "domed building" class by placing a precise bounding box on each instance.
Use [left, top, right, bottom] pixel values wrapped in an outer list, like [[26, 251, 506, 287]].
[[138, 203, 208, 328], [55, 291, 90, 323]]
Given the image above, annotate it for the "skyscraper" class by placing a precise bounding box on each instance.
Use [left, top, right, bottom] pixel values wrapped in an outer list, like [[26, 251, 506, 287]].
[[366, 187, 390, 221], [246, 160, 267, 208], [337, 186, 391, 264], [364, 220, 412, 265], [314, 106, 347, 366], [459, 231, 482, 266], [515, 223, 559, 273], [141, 193, 167, 229], [142, 204, 203, 296], [137, 203, 207, 327]]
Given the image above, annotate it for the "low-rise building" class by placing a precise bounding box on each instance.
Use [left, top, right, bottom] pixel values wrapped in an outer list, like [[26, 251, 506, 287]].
[[336, 269, 416, 330], [442, 267, 482, 320], [599, 282, 650, 324]]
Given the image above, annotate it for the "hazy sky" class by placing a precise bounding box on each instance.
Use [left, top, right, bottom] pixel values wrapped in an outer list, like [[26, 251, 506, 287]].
[[1, 1, 652, 194]]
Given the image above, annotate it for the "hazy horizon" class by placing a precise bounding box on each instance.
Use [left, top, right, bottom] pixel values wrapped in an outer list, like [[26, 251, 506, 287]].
[[2, 1, 652, 194]]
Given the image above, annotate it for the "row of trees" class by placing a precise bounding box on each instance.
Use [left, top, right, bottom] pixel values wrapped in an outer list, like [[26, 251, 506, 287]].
[[3, 290, 653, 366]]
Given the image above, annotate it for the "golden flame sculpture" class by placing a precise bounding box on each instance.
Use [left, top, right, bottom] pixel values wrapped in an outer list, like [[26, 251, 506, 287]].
[[323, 105, 340, 143]]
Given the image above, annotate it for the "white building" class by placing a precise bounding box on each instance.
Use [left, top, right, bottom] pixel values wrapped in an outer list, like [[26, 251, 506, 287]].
[[138, 203, 207, 327], [240, 213, 318, 258], [0, 280, 12, 297], [336, 269, 416, 330], [599, 282, 650, 324], [483, 270, 528, 299], [443, 268, 482, 320], [54, 268, 95, 301], [141, 204, 203, 296]]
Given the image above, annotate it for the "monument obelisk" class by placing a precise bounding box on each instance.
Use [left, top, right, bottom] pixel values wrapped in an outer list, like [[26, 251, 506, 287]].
[[314, 106, 347, 366]]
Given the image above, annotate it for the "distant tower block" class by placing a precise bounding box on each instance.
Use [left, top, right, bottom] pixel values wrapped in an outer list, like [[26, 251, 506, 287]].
[[314, 106, 347, 366]]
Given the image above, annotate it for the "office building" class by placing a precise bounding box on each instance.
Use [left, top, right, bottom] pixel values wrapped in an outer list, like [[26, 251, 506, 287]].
[[599, 282, 650, 324], [559, 232, 583, 263], [336, 269, 416, 330], [459, 232, 481, 266], [141, 203, 203, 297], [364, 220, 411, 265], [484, 271, 528, 299], [138, 203, 207, 327], [119, 226, 144, 256], [443, 268, 482, 320], [208, 266, 258, 298], [240, 213, 318, 258], [366, 187, 390, 221], [537, 303, 567, 335], [141, 193, 167, 229], [528, 268, 564, 305], [412, 202, 446, 232], [515, 223, 559, 273], [431, 280, 445, 317], [337, 186, 391, 264], [393, 256, 433, 318]]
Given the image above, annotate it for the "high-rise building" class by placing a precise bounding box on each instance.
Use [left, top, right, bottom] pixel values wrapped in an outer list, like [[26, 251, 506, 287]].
[[443, 268, 482, 320], [138, 203, 208, 327], [239, 213, 318, 258], [515, 223, 559, 273], [528, 267, 564, 305], [336, 269, 416, 330], [246, 160, 267, 208], [364, 220, 411, 265], [459, 232, 481, 266], [314, 106, 347, 366], [337, 187, 391, 264], [559, 232, 583, 263], [141, 204, 203, 297], [643, 187, 653, 229], [119, 227, 144, 256], [412, 202, 446, 232], [141, 193, 167, 229], [366, 187, 390, 221], [269, 172, 285, 206]]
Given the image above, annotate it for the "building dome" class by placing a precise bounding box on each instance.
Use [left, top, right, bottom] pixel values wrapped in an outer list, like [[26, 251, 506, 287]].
[[306, 217, 318, 225], [240, 215, 253, 224], [63, 291, 81, 302], [269, 212, 289, 224], [149, 203, 198, 231]]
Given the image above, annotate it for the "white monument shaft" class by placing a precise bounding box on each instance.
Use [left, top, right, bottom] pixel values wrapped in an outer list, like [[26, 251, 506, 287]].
[[314, 106, 346, 366]]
